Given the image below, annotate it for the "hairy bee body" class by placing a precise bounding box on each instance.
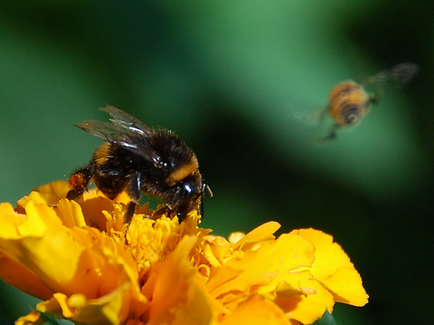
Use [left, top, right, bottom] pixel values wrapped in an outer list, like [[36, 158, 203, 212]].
[[67, 105, 208, 226], [320, 62, 419, 142], [328, 81, 372, 127]]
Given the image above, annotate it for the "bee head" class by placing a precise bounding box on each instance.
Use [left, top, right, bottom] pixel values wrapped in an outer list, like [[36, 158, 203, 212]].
[[168, 171, 203, 221], [340, 101, 369, 126], [343, 106, 361, 125]]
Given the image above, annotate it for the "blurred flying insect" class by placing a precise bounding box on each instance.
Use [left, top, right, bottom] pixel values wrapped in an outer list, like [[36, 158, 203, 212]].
[[319, 62, 419, 143]]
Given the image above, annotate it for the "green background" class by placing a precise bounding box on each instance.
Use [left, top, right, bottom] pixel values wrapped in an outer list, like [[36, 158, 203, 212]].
[[0, 1, 432, 324]]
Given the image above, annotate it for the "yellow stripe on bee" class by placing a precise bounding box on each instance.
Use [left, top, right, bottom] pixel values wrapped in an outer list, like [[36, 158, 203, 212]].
[[329, 81, 370, 126], [93, 143, 112, 165], [168, 156, 199, 185]]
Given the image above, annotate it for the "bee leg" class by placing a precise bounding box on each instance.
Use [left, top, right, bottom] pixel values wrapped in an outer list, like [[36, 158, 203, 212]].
[[152, 206, 171, 220], [152, 206, 191, 222], [124, 201, 136, 244], [123, 172, 141, 243], [124, 201, 137, 229], [319, 124, 339, 143], [328, 125, 338, 140], [124, 171, 142, 226], [66, 162, 96, 200]]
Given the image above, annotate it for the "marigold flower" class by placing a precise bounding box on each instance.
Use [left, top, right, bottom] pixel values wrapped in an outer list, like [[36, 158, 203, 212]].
[[0, 181, 368, 325]]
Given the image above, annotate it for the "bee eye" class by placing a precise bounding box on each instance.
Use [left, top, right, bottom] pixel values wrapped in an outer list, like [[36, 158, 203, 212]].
[[182, 183, 194, 195], [343, 106, 360, 125], [347, 114, 358, 124]]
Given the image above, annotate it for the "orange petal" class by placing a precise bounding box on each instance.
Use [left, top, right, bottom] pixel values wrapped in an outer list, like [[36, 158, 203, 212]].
[[276, 274, 334, 324], [209, 233, 315, 297], [221, 294, 290, 325], [55, 199, 87, 228], [146, 236, 216, 325], [231, 221, 281, 251], [0, 255, 53, 300]]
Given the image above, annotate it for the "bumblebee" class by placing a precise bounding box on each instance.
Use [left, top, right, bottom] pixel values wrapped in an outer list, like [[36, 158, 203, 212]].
[[320, 62, 419, 142], [67, 105, 211, 227]]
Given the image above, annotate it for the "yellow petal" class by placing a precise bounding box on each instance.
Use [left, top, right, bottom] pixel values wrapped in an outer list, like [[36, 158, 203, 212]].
[[231, 221, 281, 251], [221, 294, 290, 325], [290, 229, 368, 306], [0, 202, 26, 238], [290, 229, 354, 278], [0, 255, 53, 300], [0, 201, 62, 239], [321, 266, 369, 306], [15, 310, 45, 325], [17, 180, 69, 208], [276, 273, 335, 325], [80, 196, 125, 233], [228, 231, 245, 244], [32, 244, 149, 325], [32, 287, 133, 325], [54, 287, 132, 325], [0, 227, 93, 296], [146, 236, 216, 325], [55, 199, 87, 228], [202, 236, 235, 267], [210, 233, 315, 297], [1, 181, 369, 325]]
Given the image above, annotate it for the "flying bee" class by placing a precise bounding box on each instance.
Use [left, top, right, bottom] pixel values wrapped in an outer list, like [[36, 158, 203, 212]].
[[319, 62, 419, 142], [67, 105, 211, 228]]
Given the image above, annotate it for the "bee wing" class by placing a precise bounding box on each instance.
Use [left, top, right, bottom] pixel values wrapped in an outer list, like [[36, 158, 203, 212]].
[[76, 106, 161, 165], [362, 62, 419, 86], [100, 105, 153, 136]]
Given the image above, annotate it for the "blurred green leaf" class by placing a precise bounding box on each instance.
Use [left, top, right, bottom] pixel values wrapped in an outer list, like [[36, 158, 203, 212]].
[[0, 1, 432, 324], [314, 310, 337, 325]]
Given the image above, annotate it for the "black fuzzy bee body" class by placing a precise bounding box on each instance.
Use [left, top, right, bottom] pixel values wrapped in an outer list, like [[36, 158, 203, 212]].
[[67, 105, 208, 225]]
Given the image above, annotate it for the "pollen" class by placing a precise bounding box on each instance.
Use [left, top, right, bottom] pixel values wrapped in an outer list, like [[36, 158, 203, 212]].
[[68, 172, 87, 190]]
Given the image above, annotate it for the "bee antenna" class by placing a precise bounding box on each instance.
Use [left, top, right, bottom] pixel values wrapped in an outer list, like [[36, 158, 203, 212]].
[[204, 184, 213, 197], [200, 184, 213, 218]]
